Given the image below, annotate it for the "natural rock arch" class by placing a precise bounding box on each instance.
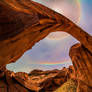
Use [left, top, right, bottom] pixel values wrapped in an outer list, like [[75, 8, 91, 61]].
[[0, 0, 92, 67], [0, 0, 92, 91]]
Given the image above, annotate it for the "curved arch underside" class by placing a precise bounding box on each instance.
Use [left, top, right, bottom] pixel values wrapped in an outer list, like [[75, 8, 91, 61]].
[[0, 0, 92, 67]]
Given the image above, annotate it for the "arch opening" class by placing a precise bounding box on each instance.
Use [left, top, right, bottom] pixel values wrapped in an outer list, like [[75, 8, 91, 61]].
[[7, 31, 78, 73]]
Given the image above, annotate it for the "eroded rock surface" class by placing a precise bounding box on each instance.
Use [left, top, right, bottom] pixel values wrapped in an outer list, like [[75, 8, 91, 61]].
[[70, 43, 92, 92], [0, 67, 75, 92]]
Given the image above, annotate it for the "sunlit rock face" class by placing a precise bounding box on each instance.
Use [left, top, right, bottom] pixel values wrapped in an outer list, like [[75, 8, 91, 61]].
[[33, 0, 81, 40], [33, 0, 80, 23]]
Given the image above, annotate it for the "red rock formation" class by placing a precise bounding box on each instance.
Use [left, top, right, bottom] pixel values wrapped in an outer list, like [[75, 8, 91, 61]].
[[0, 70, 32, 92], [29, 69, 60, 76], [0, 0, 92, 92], [69, 43, 92, 92], [0, 67, 75, 92], [0, 0, 91, 68], [27, 67, 75, 92]]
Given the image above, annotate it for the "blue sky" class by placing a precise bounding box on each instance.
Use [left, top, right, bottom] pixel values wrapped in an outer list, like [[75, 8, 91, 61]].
[[7, 0, 92, 73], [79, 0, 92, 34]]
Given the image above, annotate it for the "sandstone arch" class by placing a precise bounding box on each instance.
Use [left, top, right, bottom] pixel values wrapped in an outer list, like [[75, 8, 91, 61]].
[[0, 0, 92, 92], [0, 0, 92, 67]]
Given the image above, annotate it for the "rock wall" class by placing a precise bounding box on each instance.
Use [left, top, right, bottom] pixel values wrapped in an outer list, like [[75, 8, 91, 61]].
[[70, 43, 92, 92]]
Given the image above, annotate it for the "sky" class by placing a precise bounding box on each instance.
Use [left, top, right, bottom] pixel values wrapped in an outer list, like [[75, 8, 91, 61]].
[[7, 0, 92, 73]]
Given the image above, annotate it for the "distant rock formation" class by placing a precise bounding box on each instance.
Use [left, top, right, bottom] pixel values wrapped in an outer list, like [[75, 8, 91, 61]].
[[0, 66, 75, 92]]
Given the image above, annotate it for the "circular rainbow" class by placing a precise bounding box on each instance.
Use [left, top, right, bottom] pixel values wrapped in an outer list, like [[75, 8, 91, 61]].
[[47, 0, 82, 40], [77, 0, 81, 23], [39, 60, 72, 66]]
